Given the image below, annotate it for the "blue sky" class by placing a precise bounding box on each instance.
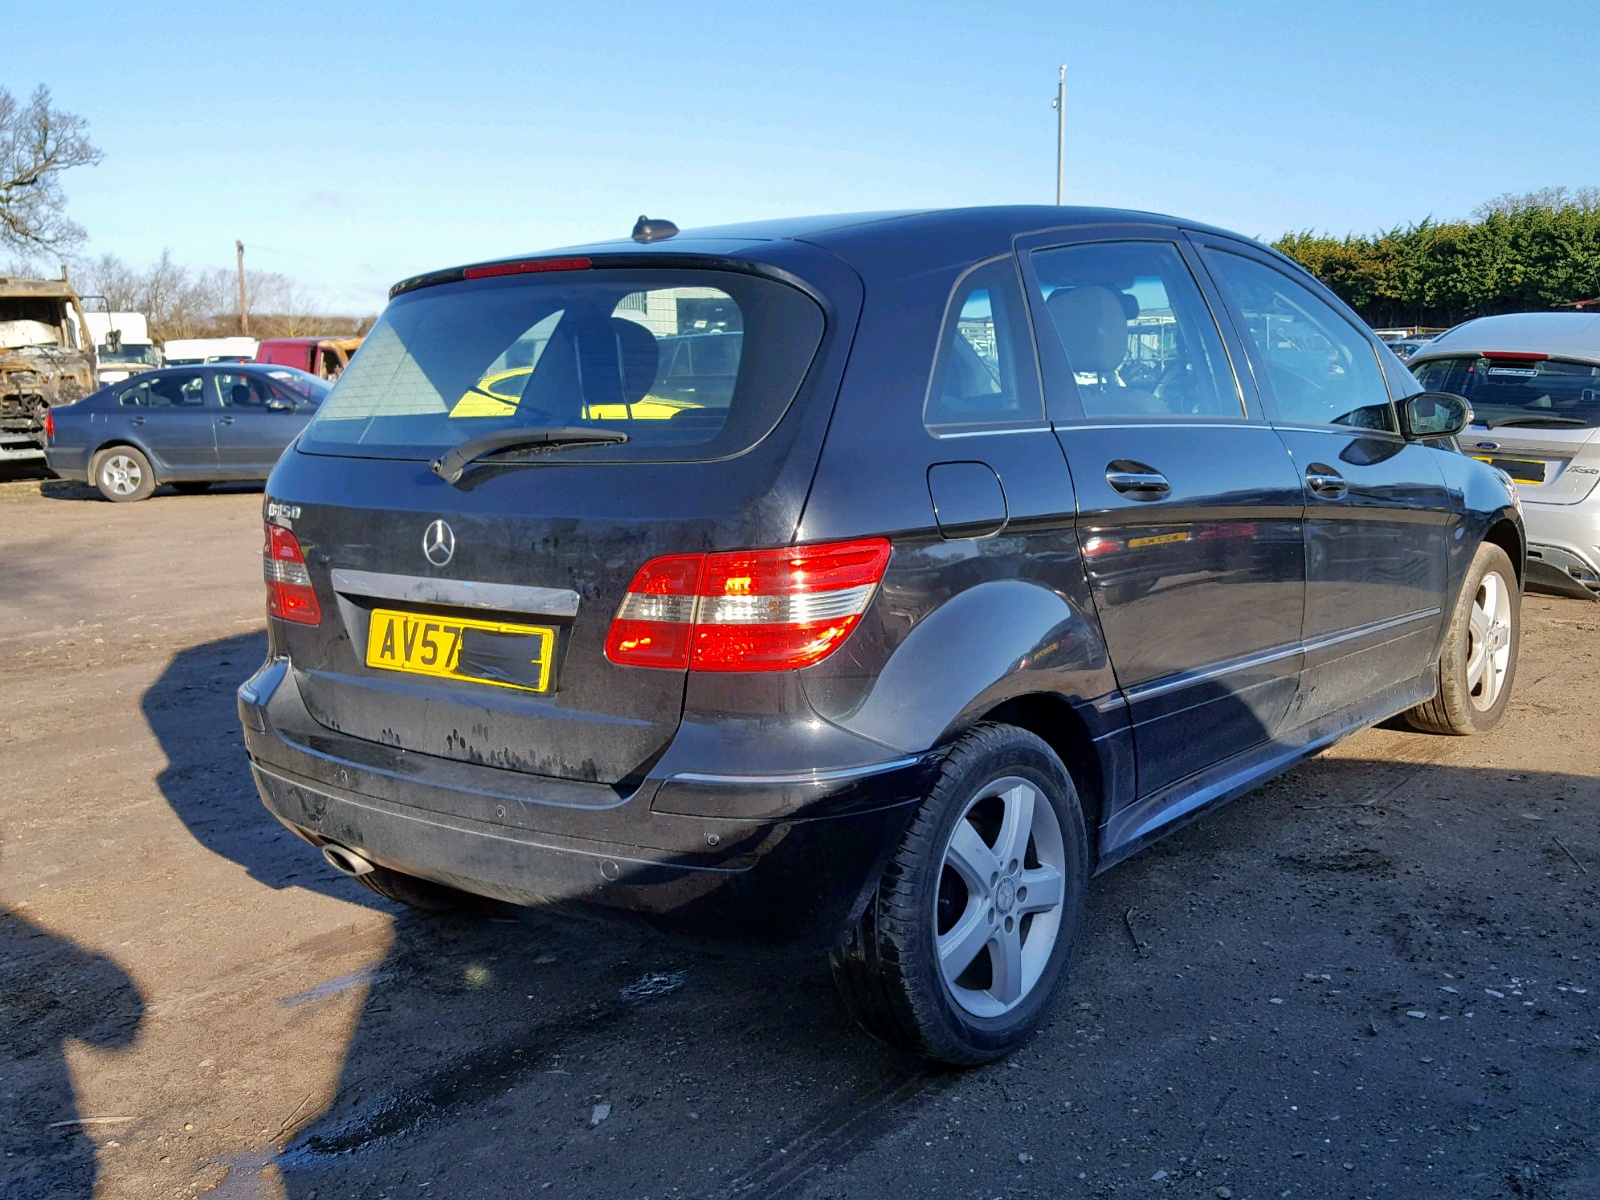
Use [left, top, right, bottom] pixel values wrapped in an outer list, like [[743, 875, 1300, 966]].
[[7, 0, 1597, 314]]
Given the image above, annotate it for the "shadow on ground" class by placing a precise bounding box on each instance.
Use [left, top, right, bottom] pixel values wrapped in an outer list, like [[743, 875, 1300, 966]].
[[0, 846, 145, 1200], [142, 634, 1600, 1199], [142, 631, 388, 907]]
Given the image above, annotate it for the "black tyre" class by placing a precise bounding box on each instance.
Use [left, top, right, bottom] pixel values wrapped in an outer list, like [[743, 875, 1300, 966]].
[[92, 446, 156, 502], [169, 481, 211, 495], [1405, 541, 1520, 735], [352, 863, 484, 911], [830, 723, 1089, 1065]]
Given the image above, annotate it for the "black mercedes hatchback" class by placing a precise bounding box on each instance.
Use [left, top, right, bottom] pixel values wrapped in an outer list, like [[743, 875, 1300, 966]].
[[240, 207, 1525, 1063]]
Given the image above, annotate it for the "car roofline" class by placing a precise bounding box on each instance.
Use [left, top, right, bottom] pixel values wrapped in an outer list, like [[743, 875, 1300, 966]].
[[386, 206, 1276, 299]]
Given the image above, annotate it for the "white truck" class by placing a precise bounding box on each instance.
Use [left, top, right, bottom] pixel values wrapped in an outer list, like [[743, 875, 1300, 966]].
[[162, 336, 258, 366], [82, 308, 160, 385]]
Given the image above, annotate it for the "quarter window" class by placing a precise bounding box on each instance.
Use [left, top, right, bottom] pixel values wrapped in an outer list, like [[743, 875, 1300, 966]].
[[1028, 241, 1244, 419], [924, 258, 1044, 431], [1205, 251, 1396, 433]]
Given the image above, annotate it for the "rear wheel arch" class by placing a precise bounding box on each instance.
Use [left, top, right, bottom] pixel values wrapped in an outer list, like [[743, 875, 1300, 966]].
[[953, 693, 1105, 865], [92, 439, 164, 481]]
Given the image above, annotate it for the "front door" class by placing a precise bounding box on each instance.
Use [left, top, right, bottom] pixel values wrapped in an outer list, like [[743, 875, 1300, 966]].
[[1194, 240, 1453, 730], [1019, 230, 1307, 804], [214, 371, 313, 475]]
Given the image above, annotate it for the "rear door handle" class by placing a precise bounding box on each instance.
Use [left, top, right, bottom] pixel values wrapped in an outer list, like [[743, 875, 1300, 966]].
[[129, 416, 145, 426], [216, 416, 235, 425], [1305, 464, 1348, 499], [1105, 460, 1171, 500]]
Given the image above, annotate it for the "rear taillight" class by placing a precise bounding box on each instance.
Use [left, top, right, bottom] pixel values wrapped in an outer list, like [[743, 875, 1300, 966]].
[[605, 538, 891, 672], [43, 409, 55, 441], [264, 523, 322, 625]]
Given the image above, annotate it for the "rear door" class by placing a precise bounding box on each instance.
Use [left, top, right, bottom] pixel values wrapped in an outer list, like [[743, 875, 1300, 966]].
[[266, 257, 852, 788], [1018, 228, 1306, 800], [1194, 239, 1453, 728], [114, 371, 218, 473]]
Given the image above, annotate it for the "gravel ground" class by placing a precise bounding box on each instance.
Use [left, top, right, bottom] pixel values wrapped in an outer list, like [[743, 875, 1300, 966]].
[[1, 479, 1596, 1200]]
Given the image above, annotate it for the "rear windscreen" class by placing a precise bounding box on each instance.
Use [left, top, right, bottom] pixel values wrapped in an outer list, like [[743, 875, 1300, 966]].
[[1413, 355, 1600, 428], [298, 269, 825, 461]]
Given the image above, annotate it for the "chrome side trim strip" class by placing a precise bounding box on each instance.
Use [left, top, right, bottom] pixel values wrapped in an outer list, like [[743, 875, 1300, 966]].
[[330, 568, 581, 618], [1301, 606, 1441, 656], [931, 424, 1052, 439], [1122, 607, 1441, 705], [1124, 641, 1301, 704], [669, 755, 926, 787]]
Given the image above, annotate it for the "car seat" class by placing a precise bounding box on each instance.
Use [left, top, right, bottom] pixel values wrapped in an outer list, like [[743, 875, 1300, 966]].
[[521, 315, 660, 419], [1045, 285, 1165, 416]]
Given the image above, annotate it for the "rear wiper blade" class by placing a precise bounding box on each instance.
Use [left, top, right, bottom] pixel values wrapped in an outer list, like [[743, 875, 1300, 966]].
[[1485, 415, 1589, 429], [431, 427, 629, 484]]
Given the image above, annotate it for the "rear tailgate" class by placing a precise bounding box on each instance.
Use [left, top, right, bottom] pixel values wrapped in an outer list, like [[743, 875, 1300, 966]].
[[1412, 351, 1600, 503], [259, 250, 859, 789], [267, 454, 818, 784]]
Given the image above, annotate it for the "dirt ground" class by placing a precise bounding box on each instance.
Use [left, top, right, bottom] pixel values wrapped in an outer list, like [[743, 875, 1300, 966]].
[[1, 476, 1596, 1200]]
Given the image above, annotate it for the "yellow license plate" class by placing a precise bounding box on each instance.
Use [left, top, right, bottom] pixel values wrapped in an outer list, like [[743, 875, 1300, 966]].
[[365, 608, 554, 693], [1471, 455, 1546, 484]]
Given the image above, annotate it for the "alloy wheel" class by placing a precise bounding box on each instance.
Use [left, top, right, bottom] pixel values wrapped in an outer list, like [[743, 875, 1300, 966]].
[[101, 454, 143, 496], [1465, 569, 1513, 711], [935, 776, 1067, 1019]]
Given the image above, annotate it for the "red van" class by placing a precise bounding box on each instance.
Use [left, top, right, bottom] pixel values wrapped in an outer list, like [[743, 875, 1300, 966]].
[[255, 336, 362, 380]]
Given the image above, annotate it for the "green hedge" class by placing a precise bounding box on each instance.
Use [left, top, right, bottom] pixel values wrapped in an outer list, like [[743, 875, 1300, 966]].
[[1271, 188, 1600, 329]]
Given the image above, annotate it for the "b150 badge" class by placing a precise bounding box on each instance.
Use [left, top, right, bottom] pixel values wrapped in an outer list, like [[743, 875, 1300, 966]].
[[266, 501, 302, 521]]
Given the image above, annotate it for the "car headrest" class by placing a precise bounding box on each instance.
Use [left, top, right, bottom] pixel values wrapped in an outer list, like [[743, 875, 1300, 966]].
[[1045, 286, 1130, 377], [524, 316, 660, 416]]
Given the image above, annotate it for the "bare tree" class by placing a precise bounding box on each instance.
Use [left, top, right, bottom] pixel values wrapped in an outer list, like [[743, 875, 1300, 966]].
[[0, 85, 103, 255], [73, 250, 339, 342]]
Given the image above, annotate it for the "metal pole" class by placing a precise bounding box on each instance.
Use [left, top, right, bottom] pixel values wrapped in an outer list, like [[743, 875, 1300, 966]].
[[1054, 66, 1067, 205], [236, 240, 250, 337]]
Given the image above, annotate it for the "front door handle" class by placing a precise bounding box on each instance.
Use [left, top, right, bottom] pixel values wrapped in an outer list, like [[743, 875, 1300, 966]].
[[1105, 460, 1171, 500], [216, 415, 235, 425], [1305, 463, 1348, 499]]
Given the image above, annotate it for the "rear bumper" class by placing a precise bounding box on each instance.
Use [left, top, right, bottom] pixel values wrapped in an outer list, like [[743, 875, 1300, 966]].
[[1522, 502, 1600, 597], [241, 658, 932, 946], [41, 446, 87, 479]]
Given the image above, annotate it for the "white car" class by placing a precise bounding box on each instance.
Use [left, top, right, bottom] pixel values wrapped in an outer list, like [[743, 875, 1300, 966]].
[[1410, 312, 1600, 597]]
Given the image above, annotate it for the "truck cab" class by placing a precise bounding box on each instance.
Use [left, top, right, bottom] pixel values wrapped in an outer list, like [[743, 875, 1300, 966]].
[[81, 305, 160, 386], [0, 272, 96, 463], [254, 336, 362, 379]]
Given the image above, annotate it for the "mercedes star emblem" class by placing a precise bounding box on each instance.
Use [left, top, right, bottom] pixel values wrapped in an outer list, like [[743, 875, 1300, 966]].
[[422, 519, 456, 567]]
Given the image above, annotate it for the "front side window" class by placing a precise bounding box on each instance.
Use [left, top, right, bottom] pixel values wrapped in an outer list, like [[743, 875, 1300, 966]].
[[117, 373, 206, 408], [300, 269, 824, 462], [217, 373, 272, 408], [1205, 251, 1396, 433], [1028, 241, 1244, 419], [924, 257, 1044, 431]]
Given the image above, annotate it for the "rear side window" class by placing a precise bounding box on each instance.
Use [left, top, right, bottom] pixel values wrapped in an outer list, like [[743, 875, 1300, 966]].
[[117, 373, 206, 408], [1204, 251, 1396, 433], [1413, 355, 1600, 429], [1028, 241, 1243, 419], [299, 269, 824, 462], [924, 257, 1044, 431]]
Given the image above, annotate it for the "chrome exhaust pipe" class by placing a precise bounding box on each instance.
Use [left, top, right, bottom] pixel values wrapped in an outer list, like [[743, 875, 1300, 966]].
[[321, 843, 376, 878]]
